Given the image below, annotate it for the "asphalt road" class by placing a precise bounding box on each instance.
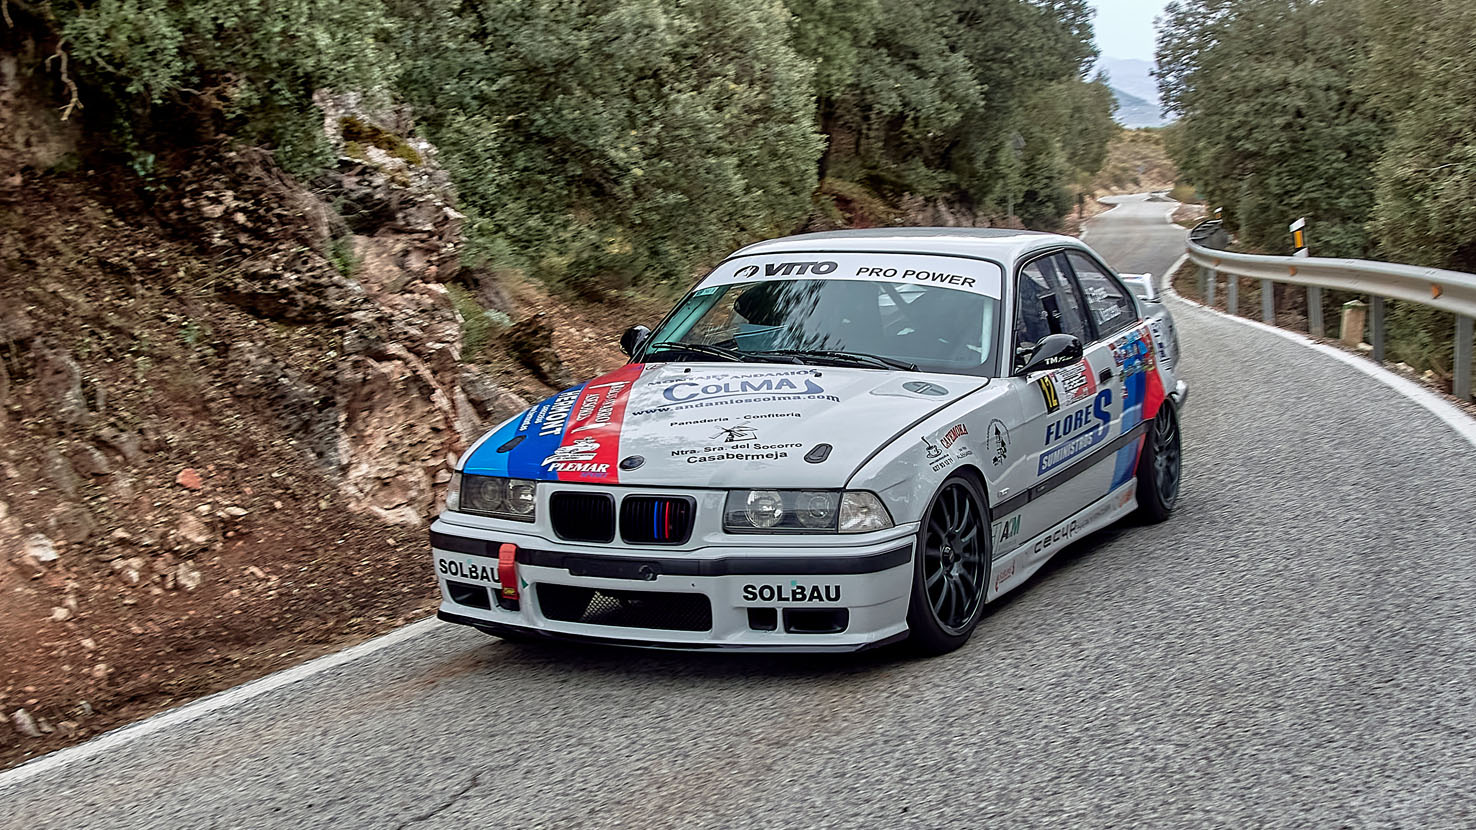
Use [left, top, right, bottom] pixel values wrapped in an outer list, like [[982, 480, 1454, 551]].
[[6, 196, 1476, 828]]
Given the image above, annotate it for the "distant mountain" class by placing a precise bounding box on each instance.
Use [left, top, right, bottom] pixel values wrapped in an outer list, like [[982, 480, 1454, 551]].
[[1111, 86, 1168, 130], [1097, 57, 1172, 129]]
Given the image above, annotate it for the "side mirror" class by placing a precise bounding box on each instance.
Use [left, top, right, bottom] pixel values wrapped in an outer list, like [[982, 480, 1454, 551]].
[[1015, 333, 1082, 376], [620, 325, 652, 357]]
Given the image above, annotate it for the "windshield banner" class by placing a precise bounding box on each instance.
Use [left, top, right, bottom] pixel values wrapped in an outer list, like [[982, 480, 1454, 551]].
[[699, 252, 1004, 298]]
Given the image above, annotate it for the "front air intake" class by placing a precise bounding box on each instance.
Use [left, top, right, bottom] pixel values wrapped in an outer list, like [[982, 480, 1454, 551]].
[[549, 492, 616, 543], [620, 496, 696, 545]]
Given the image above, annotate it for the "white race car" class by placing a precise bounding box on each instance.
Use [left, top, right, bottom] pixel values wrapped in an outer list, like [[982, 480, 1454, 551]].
[[432, 229, 1186, 654]]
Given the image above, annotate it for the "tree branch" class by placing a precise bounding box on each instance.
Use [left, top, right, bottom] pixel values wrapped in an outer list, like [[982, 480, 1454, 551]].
[[44, 37, 82, 121]]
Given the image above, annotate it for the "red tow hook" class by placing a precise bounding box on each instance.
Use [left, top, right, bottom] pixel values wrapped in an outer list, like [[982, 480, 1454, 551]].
[[498, 543, 519, 600]]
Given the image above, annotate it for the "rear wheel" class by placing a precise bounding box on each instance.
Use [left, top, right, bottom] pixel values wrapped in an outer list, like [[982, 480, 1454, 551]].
[[1134, 400, 1182, 523], [906, 475, 991, 656]]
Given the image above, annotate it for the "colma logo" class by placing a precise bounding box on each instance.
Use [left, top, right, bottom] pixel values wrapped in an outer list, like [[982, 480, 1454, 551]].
[[734, 261, 838, 279], [664, 376, 824, 403]]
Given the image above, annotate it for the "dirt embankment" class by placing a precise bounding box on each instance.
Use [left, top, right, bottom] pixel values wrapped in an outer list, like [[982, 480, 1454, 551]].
[[0, 67, 655, 767]]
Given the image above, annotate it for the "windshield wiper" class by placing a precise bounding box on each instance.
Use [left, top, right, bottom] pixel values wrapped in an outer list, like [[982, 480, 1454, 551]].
[[643, 341, 745, 362], [752, 349, 919, 372]]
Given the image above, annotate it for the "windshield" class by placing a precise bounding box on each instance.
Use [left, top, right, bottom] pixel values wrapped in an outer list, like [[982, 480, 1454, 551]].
[[644, 278, 1000, 376]]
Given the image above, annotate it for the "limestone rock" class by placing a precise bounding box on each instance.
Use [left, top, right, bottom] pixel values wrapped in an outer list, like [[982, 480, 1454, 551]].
[[24, 533, 58, 564], [175, 514, 215, 550], [33, 343, 89, 425], [11, 709, 41, 739], [46, 504, 95, 544]]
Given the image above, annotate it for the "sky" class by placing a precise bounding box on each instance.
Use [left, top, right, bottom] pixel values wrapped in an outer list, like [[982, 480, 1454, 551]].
[[1087, 0, 1169, 62]]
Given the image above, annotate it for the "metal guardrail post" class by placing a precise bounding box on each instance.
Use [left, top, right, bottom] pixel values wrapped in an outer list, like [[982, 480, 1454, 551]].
[[1370, 296, 1387, 363], [1185, 238, 1476, 387], [1456, 315, 1474, 401]]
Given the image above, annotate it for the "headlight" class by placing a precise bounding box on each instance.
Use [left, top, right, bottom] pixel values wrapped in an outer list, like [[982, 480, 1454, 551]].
[[447, 472, 536, 522], [838, 491, 892, 533], [724, 490, 892, 534]]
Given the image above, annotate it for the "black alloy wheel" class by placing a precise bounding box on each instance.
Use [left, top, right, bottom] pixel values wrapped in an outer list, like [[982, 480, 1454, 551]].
[[907, 475, 991, 655], [1134, 400, 1182, 523]]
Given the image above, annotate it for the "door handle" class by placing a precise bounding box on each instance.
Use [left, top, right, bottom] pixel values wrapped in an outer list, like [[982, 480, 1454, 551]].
[[1099, 367, 1114, 383]]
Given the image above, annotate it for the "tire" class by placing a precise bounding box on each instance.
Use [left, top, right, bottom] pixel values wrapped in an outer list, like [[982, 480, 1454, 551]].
[[906, 474, 992, 656], [1134, 399, 1182, 523]]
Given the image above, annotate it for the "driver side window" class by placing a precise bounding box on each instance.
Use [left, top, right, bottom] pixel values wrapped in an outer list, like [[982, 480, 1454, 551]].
[[1014, 254, 1089, 369]]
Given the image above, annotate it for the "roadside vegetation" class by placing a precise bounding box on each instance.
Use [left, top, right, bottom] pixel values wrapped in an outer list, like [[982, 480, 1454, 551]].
[[14, 0, 1118, 294], [1158, 0, 1476, 387]]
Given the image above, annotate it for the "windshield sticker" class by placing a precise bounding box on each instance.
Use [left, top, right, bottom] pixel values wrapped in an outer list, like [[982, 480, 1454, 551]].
[[700, 252, 1003, 298]]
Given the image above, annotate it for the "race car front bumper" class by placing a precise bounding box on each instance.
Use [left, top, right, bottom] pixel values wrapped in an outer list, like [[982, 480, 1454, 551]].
[[430, 518, 916, 652]]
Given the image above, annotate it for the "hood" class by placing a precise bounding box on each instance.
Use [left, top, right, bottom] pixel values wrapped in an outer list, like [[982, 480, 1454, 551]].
[[462, 362, 986, 488]]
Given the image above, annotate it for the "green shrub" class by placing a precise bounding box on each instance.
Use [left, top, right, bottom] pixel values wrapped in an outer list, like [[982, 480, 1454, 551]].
[[55, 0, 400, 175]]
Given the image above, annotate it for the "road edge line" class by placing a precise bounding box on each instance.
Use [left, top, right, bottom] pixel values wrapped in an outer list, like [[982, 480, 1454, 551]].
[[1161, 259, 1476, 449], [0, 616, 444, 791]]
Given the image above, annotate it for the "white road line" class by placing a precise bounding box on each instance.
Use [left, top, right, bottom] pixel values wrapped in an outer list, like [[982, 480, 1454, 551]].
[[0, 616, 445, 791], [1162, 263, 1476, 449]]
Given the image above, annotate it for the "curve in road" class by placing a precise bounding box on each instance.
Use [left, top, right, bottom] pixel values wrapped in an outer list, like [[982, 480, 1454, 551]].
[[4, 196, 1475, 827]]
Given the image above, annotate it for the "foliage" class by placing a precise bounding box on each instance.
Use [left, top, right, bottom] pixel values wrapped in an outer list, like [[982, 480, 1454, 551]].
[[51, 0, 400, 174], [1363, 0, 1476, 271], [787, 0, 1112, 225], [14, 0, 1119, 292], [1157, 0, 1384, 257], [391, 0, 822, 289], [1094, 129, 1179, 195]]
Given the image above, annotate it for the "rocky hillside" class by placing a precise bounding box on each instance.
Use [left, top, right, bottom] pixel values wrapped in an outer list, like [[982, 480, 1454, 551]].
[[0, 63, 648, 766]]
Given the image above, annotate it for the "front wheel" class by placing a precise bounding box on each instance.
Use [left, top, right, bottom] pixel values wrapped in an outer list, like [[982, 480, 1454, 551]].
[[1134, 400, 1182, 523], [906, 475, 991, 656]]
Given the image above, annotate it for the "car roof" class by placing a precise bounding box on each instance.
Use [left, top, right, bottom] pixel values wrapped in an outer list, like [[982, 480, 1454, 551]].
[[730, 228, 1090, 272]]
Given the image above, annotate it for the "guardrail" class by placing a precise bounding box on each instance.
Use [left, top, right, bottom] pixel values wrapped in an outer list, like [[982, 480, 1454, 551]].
[[1185, 225, 1476, 401]]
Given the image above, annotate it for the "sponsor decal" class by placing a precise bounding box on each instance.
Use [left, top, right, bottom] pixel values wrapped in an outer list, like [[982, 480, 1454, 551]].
[[985, 419, 1009, 466], [536, 363, 645, 482], [992, 514, 1021, 547], [632, 370, 837, 416], [664, 376, 825, 404], [1039, 389, 1113, 475], [546, 437, 602, 469], [940, 423, 968, 449], [437, 557, 499, 584], [1036, 375, 1060, 412], [537, 388, 582, 437], [921, 435, 954, 473], [701, 253, 1004, 298], [669, 412, 801, 428], [713, 424, 757, 442], [671, 426, 802, 464], [1056, 360, 1098, 405], [1027, 489, 1135, 557], [732, 261, 841, 279], [1148, 318, 1174, 366], [742, 581, 842, 604], [854, 266, 978, 289], [993, 560, 1016, 590], [1110, 327, 1157, 378]]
